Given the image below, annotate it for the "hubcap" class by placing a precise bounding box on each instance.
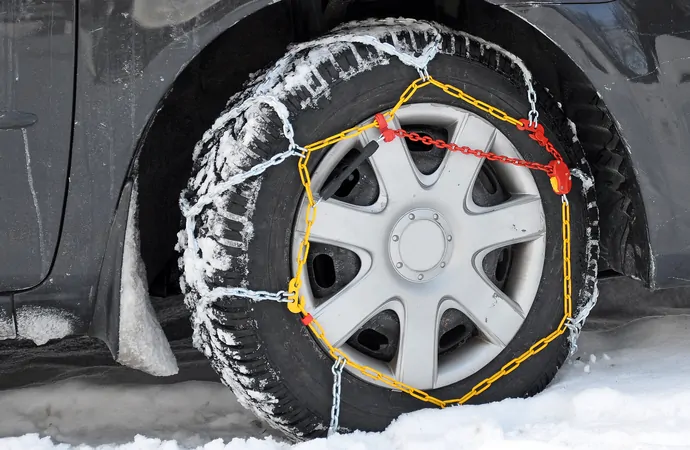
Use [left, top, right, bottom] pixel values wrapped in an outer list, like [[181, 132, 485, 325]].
[[292, 103, 546, 390], [390, 208, 452, 282]]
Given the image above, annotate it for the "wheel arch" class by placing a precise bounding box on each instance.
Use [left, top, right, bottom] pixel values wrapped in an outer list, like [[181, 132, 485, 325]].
[[131, 0, 650, 303]]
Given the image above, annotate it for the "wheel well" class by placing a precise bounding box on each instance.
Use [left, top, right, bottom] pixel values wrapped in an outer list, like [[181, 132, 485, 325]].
[[136, 0, 649, 296]]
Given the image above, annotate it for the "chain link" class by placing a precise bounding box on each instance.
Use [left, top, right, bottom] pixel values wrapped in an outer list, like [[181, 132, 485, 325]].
[[562, 194, 594, 353], [204, 287, 291, 303], [182, 147, 304, 257], [528, 88, 539, 127], [566, 300, 596, 354], [425, 78, 523, 128], [395, 129, 552, 173], [416, 33, 443, 80], [183, 147, 304, 220], [328, 356, 346, 436], [562, 195, 573, 318]]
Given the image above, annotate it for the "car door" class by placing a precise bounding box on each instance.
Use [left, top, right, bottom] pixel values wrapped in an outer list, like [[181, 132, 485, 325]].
[[0, 0, 74, 291]]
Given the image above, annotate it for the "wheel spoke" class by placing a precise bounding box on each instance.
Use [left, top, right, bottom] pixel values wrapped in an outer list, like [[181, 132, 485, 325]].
[[394, 298, 440, 389], [464, 194, 545, 254], [447, 264, 525, 347], [295, 199, 386, 252], [360, 117, 423, 202], [312, 269, 396, 347], [431, 115, 497, 197]]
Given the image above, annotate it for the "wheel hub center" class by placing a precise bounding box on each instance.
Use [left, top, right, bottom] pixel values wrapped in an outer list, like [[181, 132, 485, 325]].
[[389, 208, 453, 283], [400, 221, 445, 271]]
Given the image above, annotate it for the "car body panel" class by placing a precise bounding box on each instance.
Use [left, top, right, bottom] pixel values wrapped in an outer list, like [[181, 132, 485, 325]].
[[11, 0, 276, 343], [0, 0, 75, 291]]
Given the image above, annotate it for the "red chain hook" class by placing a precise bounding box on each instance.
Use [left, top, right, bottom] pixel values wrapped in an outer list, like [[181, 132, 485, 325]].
[[518, 119, 572, 195], [375, 113, 396, 143]]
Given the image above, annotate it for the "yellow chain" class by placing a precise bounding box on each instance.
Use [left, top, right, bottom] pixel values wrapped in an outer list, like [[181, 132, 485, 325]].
[[425, 78, 523, 128], [286, 76, 573, 408]]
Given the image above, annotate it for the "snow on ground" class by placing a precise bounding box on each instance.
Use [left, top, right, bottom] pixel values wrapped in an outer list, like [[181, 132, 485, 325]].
[[2, 314, 690, 450], [0, 380, 278, 448]]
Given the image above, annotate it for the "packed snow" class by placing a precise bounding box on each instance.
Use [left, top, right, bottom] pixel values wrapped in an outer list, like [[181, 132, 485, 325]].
[[2, 314, 690, 449], [14, 306, 76, 346], [117, 182, 179, 377]]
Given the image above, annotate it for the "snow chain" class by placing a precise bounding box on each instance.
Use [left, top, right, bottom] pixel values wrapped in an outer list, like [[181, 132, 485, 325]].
[[286, 75, 574, 420], [189, 75, 575, 432]]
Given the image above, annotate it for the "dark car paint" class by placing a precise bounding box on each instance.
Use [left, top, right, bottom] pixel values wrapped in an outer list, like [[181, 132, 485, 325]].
[[1, 0, 690, 354], [0, 0, 75, 291], [3, 0, 276, 345]]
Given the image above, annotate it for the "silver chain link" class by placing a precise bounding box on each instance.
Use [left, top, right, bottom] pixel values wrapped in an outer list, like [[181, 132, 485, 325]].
[[183, 147, 304, 220], [417, 66, 431, 81], [204, 287, 291, 303], [328, 356, 347, 436], [560, 194, 600, 354], [181, 145, 302, 302], [528, 87, 539, 127], [565, 284, 599, 354], [181, 96, 306, 304], [182, 148, 304, 255], [416, 33, 443, 81]]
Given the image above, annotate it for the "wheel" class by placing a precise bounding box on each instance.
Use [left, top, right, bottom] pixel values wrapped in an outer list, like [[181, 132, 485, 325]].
[[179, 19, 599, 440]]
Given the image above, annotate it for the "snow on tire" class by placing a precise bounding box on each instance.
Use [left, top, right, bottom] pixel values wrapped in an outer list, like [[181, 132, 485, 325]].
[[177, 18, 600, 440]]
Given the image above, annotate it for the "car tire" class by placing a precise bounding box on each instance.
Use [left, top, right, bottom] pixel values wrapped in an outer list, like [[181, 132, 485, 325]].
[[179, 19, 599, 440]]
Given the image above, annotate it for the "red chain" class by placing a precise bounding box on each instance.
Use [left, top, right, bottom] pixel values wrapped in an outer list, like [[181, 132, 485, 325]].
[[517, 119, 565, 163], [392, 129, 552, 173], [374, 113, 572, 195]]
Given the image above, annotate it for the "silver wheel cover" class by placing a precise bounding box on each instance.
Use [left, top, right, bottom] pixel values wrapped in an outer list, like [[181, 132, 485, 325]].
[[292, 103, 546, 390]]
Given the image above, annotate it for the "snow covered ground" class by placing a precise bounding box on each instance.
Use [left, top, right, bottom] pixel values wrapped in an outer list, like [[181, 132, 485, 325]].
[[2, 311, 690, 450]]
